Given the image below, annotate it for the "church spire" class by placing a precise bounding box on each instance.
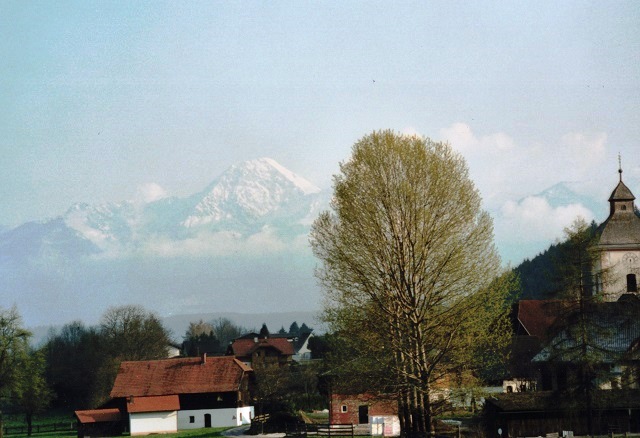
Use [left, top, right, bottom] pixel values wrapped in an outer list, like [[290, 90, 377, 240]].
[[619, 153, 623, 182], [608, 156, 635, 216]]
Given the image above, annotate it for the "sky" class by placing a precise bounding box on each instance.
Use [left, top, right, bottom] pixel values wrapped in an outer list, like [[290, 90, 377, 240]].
[[2, 1, 640, 265]]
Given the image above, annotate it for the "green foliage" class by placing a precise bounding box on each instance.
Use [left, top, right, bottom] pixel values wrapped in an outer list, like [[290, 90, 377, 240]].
[[43, 322, 103, 409], [259, 323, 270, 338], [43, 305, 172, 409], [99, 304, 172, 361], [0, 306, 31, 397], [514, 220, 599, 299], [311, 131, 509, 434], [288, 321, 300, 336], [181, 317, 246, 356], [14, 349, 54, 436], [307, 334, 330, 360], [182, 320, 220, 356]]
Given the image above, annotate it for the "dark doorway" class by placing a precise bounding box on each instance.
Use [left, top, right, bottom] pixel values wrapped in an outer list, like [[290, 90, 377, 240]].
[[204, 414, 212, 428], [628, 274, 638, 292], [358, 405, 369, 424]]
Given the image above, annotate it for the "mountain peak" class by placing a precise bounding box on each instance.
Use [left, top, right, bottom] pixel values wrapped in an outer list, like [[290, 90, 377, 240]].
[[182, 158, 322, 228], [236, 158, 320, 195]]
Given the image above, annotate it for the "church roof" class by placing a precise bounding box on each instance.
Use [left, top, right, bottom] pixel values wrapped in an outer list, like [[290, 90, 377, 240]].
[[598, 216, 640, 247], [533, 296, 640, 363], [608, 180, 635, 202], [598, 176, 640, 248]]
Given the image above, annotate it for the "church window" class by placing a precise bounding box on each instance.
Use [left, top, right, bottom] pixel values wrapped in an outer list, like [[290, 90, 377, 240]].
[[622, 205, 627, 211], [627, 274, 638, 292]]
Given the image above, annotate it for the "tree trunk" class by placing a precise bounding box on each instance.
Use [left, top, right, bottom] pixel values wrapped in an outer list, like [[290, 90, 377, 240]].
[[26, 412, 32, 437]]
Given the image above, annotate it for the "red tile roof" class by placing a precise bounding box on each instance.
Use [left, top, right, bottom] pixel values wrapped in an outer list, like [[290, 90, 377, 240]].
[[110, 355, 251, 398], [230, 337, 295, 358], [127, 395, 180, 413], [517, 300, 572, 340], [75, 408, 121, 424]]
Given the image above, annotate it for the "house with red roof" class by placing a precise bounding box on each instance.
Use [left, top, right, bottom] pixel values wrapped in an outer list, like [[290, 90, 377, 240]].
[[227, 335, 295, 368], [75, 354, 253, 436]]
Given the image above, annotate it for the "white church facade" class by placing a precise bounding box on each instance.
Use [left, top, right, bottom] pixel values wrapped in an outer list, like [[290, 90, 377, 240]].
[[595, 167, 640, 301]]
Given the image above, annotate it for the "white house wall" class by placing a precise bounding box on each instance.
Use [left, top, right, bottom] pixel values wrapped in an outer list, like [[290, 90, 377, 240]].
[[177, 406, 254, 430], [129, 411, 178, 436]]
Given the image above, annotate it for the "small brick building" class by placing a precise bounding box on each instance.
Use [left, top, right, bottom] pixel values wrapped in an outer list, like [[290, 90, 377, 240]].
[[330, 392, 400, 436]]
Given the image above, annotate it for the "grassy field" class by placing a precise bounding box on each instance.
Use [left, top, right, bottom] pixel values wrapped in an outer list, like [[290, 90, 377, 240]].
[[1, 411, 228, 437], [1, 427, 229, 438]]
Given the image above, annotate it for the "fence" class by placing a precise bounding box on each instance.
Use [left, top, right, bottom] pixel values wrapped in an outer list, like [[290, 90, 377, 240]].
[[3, 421, 76, 436], [286, 423, 355, 438]]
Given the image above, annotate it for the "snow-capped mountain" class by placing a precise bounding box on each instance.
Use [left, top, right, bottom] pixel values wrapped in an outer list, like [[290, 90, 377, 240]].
[[0, 158, 327, 327], [49, 158, 326, 252], [182, 157, 321, 228], [534, 182, 601, 216], [4, 158, 626, 328]]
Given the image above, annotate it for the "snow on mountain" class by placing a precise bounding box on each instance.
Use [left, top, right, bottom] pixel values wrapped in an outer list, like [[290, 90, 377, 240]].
[[10, 158, 325, 256], [182, 158, 321, 228], [0, 158, 326, 326], [63, 201, 138, 251], [2, 160, 627, 327]]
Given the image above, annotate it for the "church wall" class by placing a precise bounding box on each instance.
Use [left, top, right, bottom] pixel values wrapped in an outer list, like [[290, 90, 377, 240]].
[[599, 249, 640, 301]]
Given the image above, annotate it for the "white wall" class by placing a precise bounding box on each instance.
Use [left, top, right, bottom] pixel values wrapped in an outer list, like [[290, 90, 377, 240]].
[[130, 411, 178, 436], [370, 416, 401, 437], [177, 406, 254, 430], [599, 249, 640, 301]]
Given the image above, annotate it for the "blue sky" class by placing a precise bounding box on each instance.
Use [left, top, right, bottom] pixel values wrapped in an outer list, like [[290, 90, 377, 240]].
[[2, 1, 640, 263]]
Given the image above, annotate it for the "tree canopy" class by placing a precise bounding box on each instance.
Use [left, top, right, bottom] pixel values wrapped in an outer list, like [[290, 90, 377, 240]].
[[0, 306, 31, 397], [311, 131, 512, 435]]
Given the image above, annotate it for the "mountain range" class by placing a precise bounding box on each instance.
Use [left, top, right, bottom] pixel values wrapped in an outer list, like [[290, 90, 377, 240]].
[[1, 157, 631, 330], [0, 158, 328, 328]]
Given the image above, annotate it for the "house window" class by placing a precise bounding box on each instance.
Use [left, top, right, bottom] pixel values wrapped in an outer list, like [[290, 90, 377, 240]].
[[189, 416, 195, 423], [341, 405, 348, 413], [628, 274, 638, 292]]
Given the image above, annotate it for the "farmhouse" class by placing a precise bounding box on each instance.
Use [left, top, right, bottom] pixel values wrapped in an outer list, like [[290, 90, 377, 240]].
[[75, 354, 253, 436], [228, 335, 295, 368]]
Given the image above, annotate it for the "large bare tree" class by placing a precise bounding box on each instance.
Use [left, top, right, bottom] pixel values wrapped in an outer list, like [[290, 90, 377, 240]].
[[311, 131, 511, 436]]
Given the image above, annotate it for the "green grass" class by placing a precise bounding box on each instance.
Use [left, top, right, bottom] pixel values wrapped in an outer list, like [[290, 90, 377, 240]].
[[1, 427, 229, 438], [163, 428, 228, 437], [3, 432, 76, 438]]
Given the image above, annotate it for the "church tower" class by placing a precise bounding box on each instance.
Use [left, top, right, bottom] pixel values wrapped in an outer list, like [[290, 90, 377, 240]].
[[596, 163, 640, 301]]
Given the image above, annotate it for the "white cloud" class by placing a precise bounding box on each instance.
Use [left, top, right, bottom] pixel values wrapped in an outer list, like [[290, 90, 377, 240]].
[[140, 227, 310, 258], [561, 132, 607, 175], [499, 196, 595, 243], [438, 123, 612, 209], [135, 183, 168, 204], [440, 122, 515, 154], [401, 126, 422, 138]]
